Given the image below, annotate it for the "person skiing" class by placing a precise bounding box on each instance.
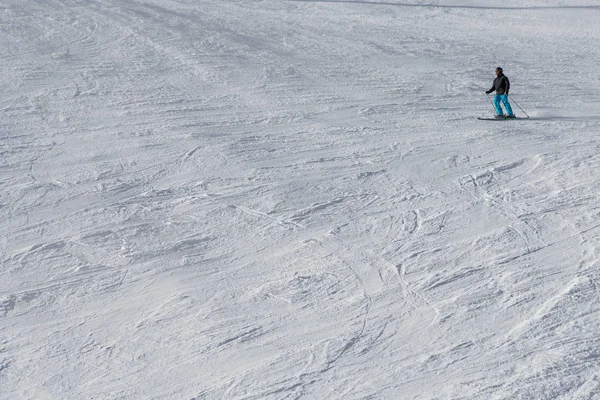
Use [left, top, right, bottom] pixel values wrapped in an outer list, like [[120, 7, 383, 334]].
[[486, 67, 515, 119]]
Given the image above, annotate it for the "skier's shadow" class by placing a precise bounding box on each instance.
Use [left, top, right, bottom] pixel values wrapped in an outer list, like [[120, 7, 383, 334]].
[[526, 116, 600, 121], [290, 0, 600, 11]]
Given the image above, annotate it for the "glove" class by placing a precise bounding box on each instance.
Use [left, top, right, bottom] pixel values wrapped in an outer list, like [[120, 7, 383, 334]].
[[485, 90, 492, 94]]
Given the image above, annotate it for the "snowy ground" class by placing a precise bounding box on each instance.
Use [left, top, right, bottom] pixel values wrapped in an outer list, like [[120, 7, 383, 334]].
[[2, 0, 600, 399]]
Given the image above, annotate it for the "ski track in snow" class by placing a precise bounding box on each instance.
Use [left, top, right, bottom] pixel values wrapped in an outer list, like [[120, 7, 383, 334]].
[[2, 0, 600, 399]]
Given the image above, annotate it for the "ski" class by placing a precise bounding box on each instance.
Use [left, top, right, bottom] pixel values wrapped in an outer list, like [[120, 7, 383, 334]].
[[477, 117, 527, 121]]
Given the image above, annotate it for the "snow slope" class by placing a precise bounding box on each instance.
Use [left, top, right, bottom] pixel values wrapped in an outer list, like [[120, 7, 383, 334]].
[[2, 0, 600, 398]]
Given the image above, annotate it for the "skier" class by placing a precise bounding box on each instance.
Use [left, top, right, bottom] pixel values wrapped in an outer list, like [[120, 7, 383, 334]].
[[486, 67, 515, 119]]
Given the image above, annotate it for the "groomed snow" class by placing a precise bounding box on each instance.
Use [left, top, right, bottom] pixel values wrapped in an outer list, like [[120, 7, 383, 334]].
[[2, 0, 600, 399]]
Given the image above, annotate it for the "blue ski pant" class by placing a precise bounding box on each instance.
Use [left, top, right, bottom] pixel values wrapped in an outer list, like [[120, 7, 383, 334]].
[[493, 94, 514, 116]]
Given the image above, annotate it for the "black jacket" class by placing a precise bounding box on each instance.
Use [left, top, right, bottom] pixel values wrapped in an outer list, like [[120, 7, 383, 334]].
[[489, 74, 510, 95]]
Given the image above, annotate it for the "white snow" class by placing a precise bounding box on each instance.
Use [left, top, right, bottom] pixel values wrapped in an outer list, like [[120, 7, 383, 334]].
[[2, 0, 600, 399]]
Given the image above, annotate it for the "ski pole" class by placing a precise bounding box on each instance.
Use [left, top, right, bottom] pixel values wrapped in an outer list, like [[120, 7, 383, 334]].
[[485, 93, 496, 112], [508, 95, 530, 119]]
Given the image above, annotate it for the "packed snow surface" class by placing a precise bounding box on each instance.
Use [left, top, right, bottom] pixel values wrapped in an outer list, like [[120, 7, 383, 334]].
[[2, 0, 600, 399]]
